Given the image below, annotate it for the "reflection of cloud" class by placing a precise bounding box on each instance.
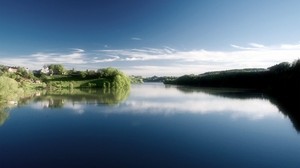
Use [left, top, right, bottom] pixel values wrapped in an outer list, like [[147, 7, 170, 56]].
[[28, 84, 282, 120], [31, 100, 85, 114], [121, 98, 279, 120], [113, 85, 282, 120], [64, 103, 85, 114]]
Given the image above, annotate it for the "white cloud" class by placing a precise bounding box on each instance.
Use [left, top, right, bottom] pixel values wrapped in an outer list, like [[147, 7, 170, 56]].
[[249, 43, 266, 48], [280, 44, 300, 49], [94, 43, 300, 76], [231, 44, 254, 50], [0, 49, 87, 70], [0, 43, 299, 76], [131, 37, 142, 41], [93, 56, 120, 63], [72, 48, 85, 53]]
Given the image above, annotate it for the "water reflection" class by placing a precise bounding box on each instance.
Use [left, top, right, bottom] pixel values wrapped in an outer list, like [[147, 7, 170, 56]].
[[168, 84, 300, 132], [122, 84, 281, 119], [0, 90, 40, 126], [0, 88, 130, 125], [0, 83, 299, 132], [266, 92, 300, 132], [33, 88, 130, 108], [0, 105, 9, 126]]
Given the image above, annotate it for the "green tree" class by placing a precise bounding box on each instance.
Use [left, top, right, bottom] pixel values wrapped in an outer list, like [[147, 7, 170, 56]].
[[48, 64, 65, 75], [0, 76, 24, 101], [98, 68, 130, 89]]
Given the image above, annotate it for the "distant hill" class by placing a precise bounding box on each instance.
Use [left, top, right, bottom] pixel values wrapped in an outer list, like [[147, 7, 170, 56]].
[[164, 60, 300, 92], [143, 76, 177, 82]]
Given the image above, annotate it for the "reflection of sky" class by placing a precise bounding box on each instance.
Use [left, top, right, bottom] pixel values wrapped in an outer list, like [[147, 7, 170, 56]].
[[29, 84, 282, 120]]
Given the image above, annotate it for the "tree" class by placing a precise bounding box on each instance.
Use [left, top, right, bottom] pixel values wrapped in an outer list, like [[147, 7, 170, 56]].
[[48, 64, 65, 75], [268, 62, 290, 73], [0, 76, 24, 101], [98, 68, 130, 89], [17, 67, 34, 79]]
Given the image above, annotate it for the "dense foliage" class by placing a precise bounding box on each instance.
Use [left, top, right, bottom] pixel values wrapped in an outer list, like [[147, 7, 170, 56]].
[[165, 60, 300, 91], [143, 76, 177, 82], [45, 67, 130, 89], [0, 76, 24, 101], [48, 64, 66, 75]]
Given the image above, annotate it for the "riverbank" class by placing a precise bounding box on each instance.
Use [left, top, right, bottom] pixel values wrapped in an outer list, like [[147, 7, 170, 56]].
[[164, 60, 300, 92], [0, 66, 131, 105]]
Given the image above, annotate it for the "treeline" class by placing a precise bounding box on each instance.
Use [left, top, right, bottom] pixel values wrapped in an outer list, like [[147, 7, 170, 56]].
[[143, 76, 177, 82], [0, 64, 131, 90], [43, 66, 131, 89], [164, 59, 300, 91]]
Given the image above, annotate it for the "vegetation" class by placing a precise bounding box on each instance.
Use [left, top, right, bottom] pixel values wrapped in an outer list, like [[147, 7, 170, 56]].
[[0, 76, 25, 102], [129, 75, 144, 84], [0, 64, 131, 97], [164, 59, 300, 91], [143, 76, 177, 82], [0, 64, 131, 126], [48, 64, 66, 75], [44, 67, 130, 89], [0, 64, 131, 90]]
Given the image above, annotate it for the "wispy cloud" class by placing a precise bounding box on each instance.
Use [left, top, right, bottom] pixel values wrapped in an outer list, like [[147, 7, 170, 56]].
[[231, 43, 267, 50], [131, 37, 142, 41], [0, 48, 87, 69], [71, 48, 85, 53], [248, 43, 266, 48], [0, 43, 299, 76], [92, 56, 120, 63]]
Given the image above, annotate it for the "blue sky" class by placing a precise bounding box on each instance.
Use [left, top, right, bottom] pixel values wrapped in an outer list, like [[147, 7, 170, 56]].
[[0, 0, 300, 76]]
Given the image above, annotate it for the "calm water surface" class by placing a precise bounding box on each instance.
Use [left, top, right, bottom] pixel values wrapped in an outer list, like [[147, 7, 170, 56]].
[[0, 83, 300, 168]]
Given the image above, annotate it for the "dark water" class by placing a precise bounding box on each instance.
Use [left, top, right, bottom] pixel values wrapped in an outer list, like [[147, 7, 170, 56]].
[[0, 83, 300, 168]]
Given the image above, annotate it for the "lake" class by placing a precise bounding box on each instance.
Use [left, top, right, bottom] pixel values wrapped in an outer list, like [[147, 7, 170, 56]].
[[0, 83, 300, 168]]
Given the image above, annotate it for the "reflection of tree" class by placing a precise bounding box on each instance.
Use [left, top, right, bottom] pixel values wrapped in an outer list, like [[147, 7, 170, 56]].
[[173, 85, 300, 132], [98, 88, 130, 105], [0, 77, 23, 126], [266, 91, 300, 132], [0, 105, 9, 126], [48, 98, 65, 108], [173, 85, 264, 99], [35, 87, 130, 108]]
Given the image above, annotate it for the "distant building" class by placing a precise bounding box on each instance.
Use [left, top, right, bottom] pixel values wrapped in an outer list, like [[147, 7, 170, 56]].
[[7, 67, 18, 73], [33, 66, 50, 75], [41, 66, 50, 74]]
